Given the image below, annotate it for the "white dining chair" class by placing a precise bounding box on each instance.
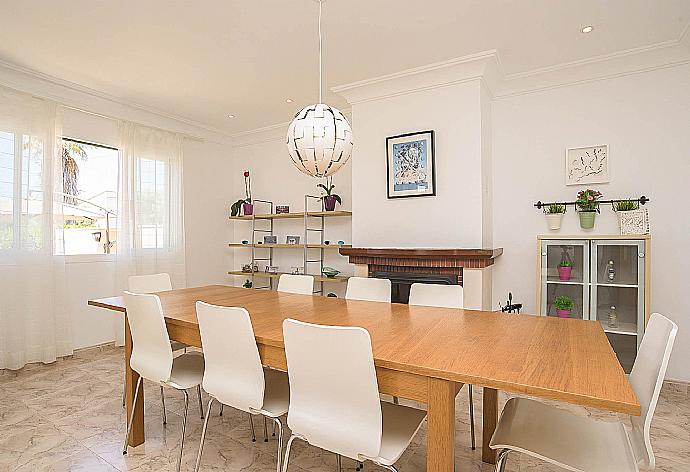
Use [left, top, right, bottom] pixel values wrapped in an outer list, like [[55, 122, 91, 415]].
[[122, 292, 205, 472], [277, 274, 314, 295], [194, 302, 289, 472], [281, 319, 426, 472], [490, 312, 678, 472], [345, 276, 391, 303], [408, 282, 475, 449], [126, 273, 203, 422]]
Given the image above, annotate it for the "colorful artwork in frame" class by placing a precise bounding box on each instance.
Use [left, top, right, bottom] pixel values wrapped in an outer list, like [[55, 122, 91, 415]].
[[386, 130, 436, 198]]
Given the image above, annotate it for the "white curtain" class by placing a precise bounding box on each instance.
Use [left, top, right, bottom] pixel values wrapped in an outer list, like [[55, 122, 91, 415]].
[[0, 86, 72, 370], [115, 122, 186, 343]]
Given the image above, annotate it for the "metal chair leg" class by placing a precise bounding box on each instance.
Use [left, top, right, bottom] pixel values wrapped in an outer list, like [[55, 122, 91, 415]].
[[272, 421, 277, 437], [336, 453, 342, 472], [469, 384, 475, 450], [263, 416, 269, 442], [177, 390, 190, 472], [392, 396, 399, 405], [220, 404, 224, 416], [495, 449, 510, 472], [194, 397, 215, 472], [249, 414, 257, 442], [197, 385, 204, 419], [356, 462, 364, 471], [122, 378, 126, 408], [281, 435, 298, 472], [123, 376, 143, 455], [272, 417, 284, 472], [374, 464, 398, 472], [161, 386, 167, 425]]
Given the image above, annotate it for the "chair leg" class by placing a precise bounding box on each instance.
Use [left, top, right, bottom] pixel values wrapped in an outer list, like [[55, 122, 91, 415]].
[[281, 435, 298, 472], [122, 378, 126, 408], [194, 397, 215, 472], [469, 384, 475, 450], [272, 417, 284, 472], [161, 386, 167, 425], [495, 449, 510, 472], [374, 464, 398, 472], [123, 376, 143, 455], [356, 462, 364, 471], [272, 421, 277, 437], [177, 390, 190, 472], [197, 385, 204, 419], [263, 416, 269, 442], [220, 404, 224, 416], [392, 396, 399, 405], [336, 453, 342, 472], [249, 414, 257, 442]]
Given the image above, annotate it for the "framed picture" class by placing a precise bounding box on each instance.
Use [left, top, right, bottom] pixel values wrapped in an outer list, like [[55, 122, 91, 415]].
[[386, 130, 435, 198], [263, 235, 277, 245], [286, 235, 300, 245], [276, 205, 290, 214], [565, 144, 609, 185]]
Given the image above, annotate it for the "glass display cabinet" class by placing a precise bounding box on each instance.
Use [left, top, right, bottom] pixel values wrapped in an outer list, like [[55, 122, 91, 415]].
[[537, 235, 650, 372]]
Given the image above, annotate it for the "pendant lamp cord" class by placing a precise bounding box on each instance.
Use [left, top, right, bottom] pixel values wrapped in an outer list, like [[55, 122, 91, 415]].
[[318, 0, 323, 103]]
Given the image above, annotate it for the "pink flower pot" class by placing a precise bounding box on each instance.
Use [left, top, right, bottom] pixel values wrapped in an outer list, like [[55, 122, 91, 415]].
[[558, 266, 572, 281], [242, 202, 253, 216], [556, 310, 571, 318]]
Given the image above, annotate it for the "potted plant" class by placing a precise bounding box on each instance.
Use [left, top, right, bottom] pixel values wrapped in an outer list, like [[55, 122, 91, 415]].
[[317, 176, 342, 211], [558, 260, 573, 281], [231, 170, 253, 216], [242, 279, 252, 289], [613, 199, 640, 233], [554, 295, 574, 318], [544, 203, 566, 231], [575, 189, 602, 230]]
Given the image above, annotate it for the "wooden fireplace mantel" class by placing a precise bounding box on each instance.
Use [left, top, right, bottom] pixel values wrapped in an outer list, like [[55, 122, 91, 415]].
[[339, 247, 503, 261]]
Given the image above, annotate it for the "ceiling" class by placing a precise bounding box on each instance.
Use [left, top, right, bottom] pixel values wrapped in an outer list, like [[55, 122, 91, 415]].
[[1, 0, 688, 134]]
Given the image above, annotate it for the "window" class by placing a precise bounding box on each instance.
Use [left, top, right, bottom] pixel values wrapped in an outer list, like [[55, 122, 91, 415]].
[[137, 157, 170, 249], [61, 138, 119, 255]]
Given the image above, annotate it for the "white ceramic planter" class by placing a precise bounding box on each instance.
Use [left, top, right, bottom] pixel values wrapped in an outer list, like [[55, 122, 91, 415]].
[[545, 213, 564, 231]]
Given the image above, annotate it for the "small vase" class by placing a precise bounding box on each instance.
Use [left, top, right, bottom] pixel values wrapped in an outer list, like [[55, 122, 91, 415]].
[[556, 309, 571, 318], [558, 266, 572, 281], [545, 213, 564, 231], [243, 202, 254, 216], [578, 211, 596, 230], [323, 195, 337, 211]]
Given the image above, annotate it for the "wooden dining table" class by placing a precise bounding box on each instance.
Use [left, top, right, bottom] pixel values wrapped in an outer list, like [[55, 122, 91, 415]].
[[88, 284, 640, 472]]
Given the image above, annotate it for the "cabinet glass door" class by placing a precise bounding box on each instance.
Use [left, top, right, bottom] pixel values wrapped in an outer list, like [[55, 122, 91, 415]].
[[591, 240, 645, 372], [541, 240, 590, 320]]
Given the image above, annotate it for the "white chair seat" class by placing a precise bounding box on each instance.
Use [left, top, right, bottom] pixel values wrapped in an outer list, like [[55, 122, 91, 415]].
[[365, 401, 427, 466], [166, 351, 205, 390], [490, 397, 638, 472], [257, 368, 290, 417]]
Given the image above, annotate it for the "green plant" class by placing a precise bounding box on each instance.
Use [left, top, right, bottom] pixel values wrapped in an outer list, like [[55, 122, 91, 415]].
[[613, 199, 639, 211], [545, 203, 566, 214], [242, 279, 253, 288], [576, 189, 603, 211], [60, 140, 88, 205], [554, 295, 574, 311], [317, 176, 342, 205], [558, 260, 572, 268], [231, 170, 252, 216]]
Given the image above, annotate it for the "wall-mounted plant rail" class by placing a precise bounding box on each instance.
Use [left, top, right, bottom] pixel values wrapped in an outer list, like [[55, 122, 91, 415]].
[[534, 195, 649, 213]]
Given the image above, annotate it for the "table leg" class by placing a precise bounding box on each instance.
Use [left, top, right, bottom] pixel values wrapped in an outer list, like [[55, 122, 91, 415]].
[[125, 315, 145, 446], [427, 378, 455, 472], [482, 387, 498, 464]]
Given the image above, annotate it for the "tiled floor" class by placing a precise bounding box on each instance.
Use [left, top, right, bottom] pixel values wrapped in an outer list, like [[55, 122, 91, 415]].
[[0, 344, 688, 471]]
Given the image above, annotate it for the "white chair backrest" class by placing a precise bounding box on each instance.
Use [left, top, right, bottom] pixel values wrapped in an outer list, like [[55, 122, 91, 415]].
[[283, 319, 382, 460], [128, 273, 173, 293], [345, 277, 391, 303], [123, 291, 173, 383], [409, 283, 463, 309], [277, 274, 314, 295], [628, 313, 678, 469], [196, 302, 265, 412]]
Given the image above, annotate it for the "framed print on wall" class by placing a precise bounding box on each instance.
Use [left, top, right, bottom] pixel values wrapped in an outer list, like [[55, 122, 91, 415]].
[[565, 144, 609, 185], [386, 130, 436, 198]]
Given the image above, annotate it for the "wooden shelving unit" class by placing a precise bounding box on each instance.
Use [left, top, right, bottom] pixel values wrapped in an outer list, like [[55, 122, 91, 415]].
[[229, 210, 352, 220], [227, 270, 350, 283], [229, 243, 351, 249]]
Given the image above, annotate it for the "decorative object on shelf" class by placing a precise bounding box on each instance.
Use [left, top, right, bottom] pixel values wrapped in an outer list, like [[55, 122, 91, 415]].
[[327, 292, 337, 297], [386, 130, 436, 198], [614, 199, 650, 235], [607, 260, 616, 282], [242, 263, 258, 273], [231, 170, 253, 216], [544, 203, 566, 231], [607, 305, 618, 328], [499, 292, 522, 314], [286, 235, 300, 245], [324, 240, 330, 245], [565, 144, 609, 185], [576, 189, 602, 229], [265, 266, 279, 274], [317, 176, 342, 211], [276, 205, 290, 214], [321, 267, 341, 279], [241, 240, 249, 244], [286, 0, 353, 178], [242, 279, 252, 289], [558, 260, 573, 281], [263, 235, 277, 245], [554, 295, 574, 318], [291, 266, 304, 275], [337, 240, 345, 245], [256, 241, 263, 245]]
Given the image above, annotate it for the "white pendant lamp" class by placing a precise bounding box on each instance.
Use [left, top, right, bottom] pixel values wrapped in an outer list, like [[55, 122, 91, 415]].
[[286, 0, 353, 178]]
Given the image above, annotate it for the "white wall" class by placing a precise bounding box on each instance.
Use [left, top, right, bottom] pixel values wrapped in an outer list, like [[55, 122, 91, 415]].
[[350, 80, 488, 248], [492, 64, 690, 380]]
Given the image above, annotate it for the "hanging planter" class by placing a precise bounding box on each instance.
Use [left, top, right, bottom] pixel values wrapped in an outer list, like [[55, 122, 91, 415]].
[[575, 189, 602, 230], [544, 203, 566, 231], [578, 211, 597, 229]]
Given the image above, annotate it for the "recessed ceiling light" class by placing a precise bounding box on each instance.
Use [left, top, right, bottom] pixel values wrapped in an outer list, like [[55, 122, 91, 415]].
[[286, 98, 294, 103], [227, 114, 235, 118], [581, 25, 594, 33]]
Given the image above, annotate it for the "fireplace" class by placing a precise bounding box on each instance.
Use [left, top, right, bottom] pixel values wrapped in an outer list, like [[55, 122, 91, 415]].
[[370, 271, 457, 304]]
